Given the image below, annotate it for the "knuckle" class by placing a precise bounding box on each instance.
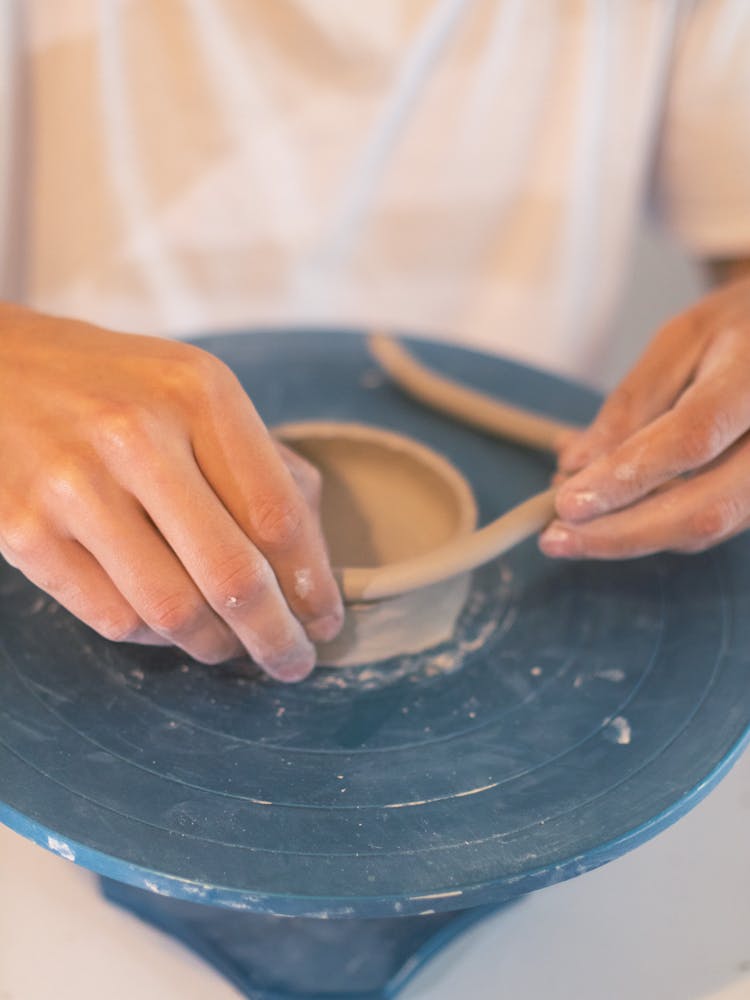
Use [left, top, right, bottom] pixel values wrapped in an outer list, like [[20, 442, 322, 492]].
[[210, 552, 272, 608], [598, 386, 637, 438], [0, 513, 48, 560], [146, 592, 206, 637], [251, 495, 304, 550], [605, 385, 636, 421], [45, 458, 97, 504], [689, 497, 741, 545], [96, 609, 142, 643], [678, 414, 728, 467], [170, 345, 236, 402], [94, 401, 154, 457]]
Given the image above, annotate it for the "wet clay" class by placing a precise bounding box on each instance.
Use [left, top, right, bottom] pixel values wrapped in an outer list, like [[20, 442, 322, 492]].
[[274, 422, 477, 667]]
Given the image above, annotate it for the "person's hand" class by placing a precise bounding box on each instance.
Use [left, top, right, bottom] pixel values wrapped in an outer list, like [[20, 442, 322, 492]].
[[0, 304, 343, 681], [539, 275, 750, 559]]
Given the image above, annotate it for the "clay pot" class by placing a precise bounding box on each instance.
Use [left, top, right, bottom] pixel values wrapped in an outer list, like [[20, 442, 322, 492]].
[[272, 337, 569, 666], [274, 421, 477, 667]]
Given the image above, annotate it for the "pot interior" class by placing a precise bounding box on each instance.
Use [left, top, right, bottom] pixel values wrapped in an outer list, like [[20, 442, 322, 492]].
[[277, 427, 475, 569]]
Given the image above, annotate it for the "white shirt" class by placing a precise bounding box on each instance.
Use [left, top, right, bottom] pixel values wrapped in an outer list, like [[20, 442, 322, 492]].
[[2, 0, 750, 381]]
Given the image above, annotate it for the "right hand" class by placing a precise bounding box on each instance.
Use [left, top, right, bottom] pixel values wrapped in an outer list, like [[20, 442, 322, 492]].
[[0, 304, 344, 681]]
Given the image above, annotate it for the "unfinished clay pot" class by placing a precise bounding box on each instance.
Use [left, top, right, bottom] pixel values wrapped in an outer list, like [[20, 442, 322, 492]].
[[274, 421, 478, 667]]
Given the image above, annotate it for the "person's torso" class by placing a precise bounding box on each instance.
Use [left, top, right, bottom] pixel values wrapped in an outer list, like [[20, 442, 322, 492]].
[[12, 0, 686, 378]]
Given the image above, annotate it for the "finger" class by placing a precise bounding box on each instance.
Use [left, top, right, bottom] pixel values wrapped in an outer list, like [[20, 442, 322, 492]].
[[190, 376, 344, 641], [48, 471, 246, 665], [556, 348, 750, 523], [274, 441, 322, 512], [541, 434, 750, 560], [96, 431, 317, 681], [0, 530, 169, 646], [554, 428, 586, 462], [42, 456, 241, 663], [558, 313, 707, 473]]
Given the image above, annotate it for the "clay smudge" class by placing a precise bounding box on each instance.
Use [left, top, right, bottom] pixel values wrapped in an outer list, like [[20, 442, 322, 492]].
[[47, 837, 75, 862], [294, 568, 313, 599], [595, 667, 625, 683], [311, 559, 516, 691], [572, 489, 605, 512], [614, 463, 636, 483], [143, 880, 176, 897], [604, 715, 632, 745]]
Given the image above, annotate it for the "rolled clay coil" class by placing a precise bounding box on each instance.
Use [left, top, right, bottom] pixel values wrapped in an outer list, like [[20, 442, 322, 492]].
[[368, 332, 577, 453], [340, 487, 556, 602], [334, 332, 574, 600]]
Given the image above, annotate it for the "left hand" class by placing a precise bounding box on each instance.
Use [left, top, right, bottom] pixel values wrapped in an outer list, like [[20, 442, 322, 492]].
[[539, 275, 750, 559]]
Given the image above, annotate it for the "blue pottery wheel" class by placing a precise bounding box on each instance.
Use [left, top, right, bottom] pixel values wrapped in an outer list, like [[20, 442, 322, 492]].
[[2, 330, 750, 998]]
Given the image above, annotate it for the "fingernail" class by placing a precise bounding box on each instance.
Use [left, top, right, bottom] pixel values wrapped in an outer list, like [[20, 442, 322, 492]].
[[267, 645, 316, 683], [558, 448, 591, 474], [130, 627, 173, 646], [539, 523, 577, 556], [306, 612, 344, 644], [293, 568, 313, 600]]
